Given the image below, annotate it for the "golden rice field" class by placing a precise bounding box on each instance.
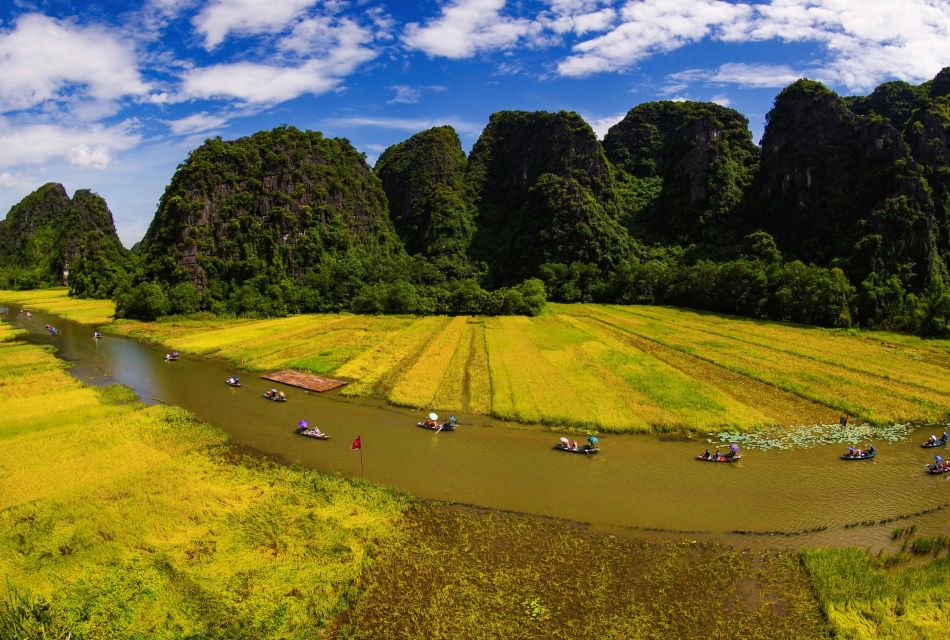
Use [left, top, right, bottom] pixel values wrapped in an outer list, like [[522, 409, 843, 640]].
[[6, 288, 950, 433], [0, 321, 408, 638], [0, 287, 114, 324], [106, 305, 950, 433]]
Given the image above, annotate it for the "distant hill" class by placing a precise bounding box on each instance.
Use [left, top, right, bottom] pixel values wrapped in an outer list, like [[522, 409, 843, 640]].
[[0, 183, 130, 297], [9, 69, 950, 333]]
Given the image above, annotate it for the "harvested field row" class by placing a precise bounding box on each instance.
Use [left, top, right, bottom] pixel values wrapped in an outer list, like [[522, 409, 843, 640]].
[[7, 289, 949, 433]]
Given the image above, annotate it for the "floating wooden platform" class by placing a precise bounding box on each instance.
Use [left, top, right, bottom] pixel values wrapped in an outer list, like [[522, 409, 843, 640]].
[[260, 369, 348, 393]]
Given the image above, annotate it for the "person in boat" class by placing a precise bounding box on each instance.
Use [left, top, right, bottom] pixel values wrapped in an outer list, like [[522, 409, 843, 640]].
[[868, 444, 876, 456], [278, 391, 286, 400], [703, 449, 711, 459], [929, 434, 939, 445], [943, 432, 949, 443], [713, 448, 721, 460], [424, 417, 435, 428], [571, 440, 579, 451]]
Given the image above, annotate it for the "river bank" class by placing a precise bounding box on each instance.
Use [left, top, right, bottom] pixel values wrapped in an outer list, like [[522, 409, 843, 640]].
[[2, 295, 949, 638]]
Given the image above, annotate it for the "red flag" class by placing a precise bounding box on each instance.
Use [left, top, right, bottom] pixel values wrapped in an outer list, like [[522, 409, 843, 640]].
[[350, 435, 361, 450]]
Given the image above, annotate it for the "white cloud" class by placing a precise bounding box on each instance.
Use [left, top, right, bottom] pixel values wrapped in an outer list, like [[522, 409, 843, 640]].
[[582, 111, 627, 139], [193, 0, 320, 49], [0, 119, 141, 169], [0, 171, 29, 189], [710, 94, 731, 106], [558, 0, 752, 77], [668, 62, 804, 89], [557, 0, 950, 92], [404, 0, 537, 59], [164, 111, 230, 135], [0, 13, 150, 113], [326, 116, 483, 136], [181, 18, 376, 104], [387, 84, 447, 104]]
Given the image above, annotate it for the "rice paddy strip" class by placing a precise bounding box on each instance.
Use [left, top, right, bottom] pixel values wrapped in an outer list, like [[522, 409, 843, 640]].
[[587, 305, 947, 423], [613, 305, 950, 396], [0, 320, 408, 638], [388, 316, 469, 408], [560, 313, 770, 430], [0, 287, 115, 324], [337, 316, 451, 397]]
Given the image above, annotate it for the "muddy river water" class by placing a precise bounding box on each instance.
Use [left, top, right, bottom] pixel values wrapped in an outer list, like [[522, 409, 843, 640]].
[[6, 303, 948, 548]]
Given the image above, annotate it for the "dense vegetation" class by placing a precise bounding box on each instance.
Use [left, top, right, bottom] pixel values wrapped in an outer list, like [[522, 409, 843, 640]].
[[2, 70, 950, 333], [103, 296, 950, 433], [0, 318, 409, 638], [336, 505, 830, 640], [0, 183, 130, 297], [122, 126, 543, 318]]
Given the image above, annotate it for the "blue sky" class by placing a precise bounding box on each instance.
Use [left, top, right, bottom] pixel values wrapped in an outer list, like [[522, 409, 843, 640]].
[[1, 0, 948, 246]]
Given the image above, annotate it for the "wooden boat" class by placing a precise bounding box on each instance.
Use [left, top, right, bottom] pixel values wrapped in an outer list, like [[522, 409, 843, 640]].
[[841, 450, 876, 460], [696, 453, 741, 463], [225, 379, 242, 387], [296, 428, 330, 440], [164, 354, 179, 361], [922, 438, 948, 448], [417, 421, 455, 431], [926, 463, 950, 475], [263, 392, 287, 402], [554, 444, 599, 454]]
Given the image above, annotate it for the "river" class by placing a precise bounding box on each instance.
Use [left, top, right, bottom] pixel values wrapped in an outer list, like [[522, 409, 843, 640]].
[[5, 302, 948, 548]]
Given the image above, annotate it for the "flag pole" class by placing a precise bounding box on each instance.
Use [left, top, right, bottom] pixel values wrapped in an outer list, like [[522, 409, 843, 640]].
[[360, 441, 365, 478]]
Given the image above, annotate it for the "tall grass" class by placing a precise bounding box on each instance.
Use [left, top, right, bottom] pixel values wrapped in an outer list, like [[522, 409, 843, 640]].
[[0, 288, 114, 324], [336, 505, 830, 640], [35, 293, 950, 433], [0, 321, 409, 638], [802, 548, 950, 639]]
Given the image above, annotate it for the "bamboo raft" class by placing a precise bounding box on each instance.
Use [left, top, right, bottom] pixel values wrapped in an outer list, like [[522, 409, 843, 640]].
[[260, 369, 348, 393]]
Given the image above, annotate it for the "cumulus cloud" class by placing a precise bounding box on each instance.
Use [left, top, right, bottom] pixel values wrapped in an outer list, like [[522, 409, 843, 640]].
[[582, 111, 627, 139], [558, 0, 751, 77], [557, 0, 950, 91], [404, 0, 537, 58], [0, 13, 150, 112], [0, 119, 141, 169], [193, 0, 320, 49], [181, 18, 376, 103]]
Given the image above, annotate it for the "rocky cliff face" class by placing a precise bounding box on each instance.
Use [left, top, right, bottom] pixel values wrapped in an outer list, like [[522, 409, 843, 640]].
[[138, 126, 401, 290], [603, 101, 758, 244], [375, 126, 474, 258], [0, 183, 129, 294], [466, 110, 634, 285], [0, 183, 70, 270], [747, 79, 938, 290]]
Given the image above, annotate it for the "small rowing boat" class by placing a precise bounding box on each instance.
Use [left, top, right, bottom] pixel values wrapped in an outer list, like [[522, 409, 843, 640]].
[[696, 453, 741, 463], [926, 463, 950, 475], [417, 421, 455, 431], [841, 449, 876, 460], [263, 392, 287, 402], [296, 428, 329, 440], [554, 444, 599, 454]]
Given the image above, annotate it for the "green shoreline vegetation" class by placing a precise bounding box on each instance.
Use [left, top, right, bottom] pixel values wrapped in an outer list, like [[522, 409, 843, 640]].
[[3, 294, 950, 638], [0, 319, 409, 638], [7, 288, 950, 435]]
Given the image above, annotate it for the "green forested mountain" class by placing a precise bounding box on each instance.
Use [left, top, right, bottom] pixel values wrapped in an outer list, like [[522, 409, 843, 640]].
[[374, 126, 474, 266], [603, 101, 759, 245], [134, 126, 404, 315], [0, 183, 130, 296], [464, 110, 635, 287], [6, 70, 950, 333], [131, 125, 543, 317]]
